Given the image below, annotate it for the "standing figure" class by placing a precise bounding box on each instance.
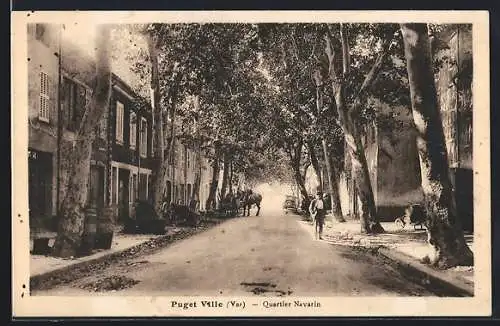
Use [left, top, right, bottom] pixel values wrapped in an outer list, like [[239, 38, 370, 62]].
[[309, 190, 326, 240]]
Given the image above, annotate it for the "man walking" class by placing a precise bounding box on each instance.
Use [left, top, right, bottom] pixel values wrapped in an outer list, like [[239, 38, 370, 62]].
[[309, 190, 326, 240]]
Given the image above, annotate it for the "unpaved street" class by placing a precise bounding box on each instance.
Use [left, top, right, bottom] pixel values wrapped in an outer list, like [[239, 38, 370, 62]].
[[34, 209, 434, 297]]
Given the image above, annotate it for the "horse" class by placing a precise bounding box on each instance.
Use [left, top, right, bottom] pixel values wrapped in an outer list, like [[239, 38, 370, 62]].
[[238, 189, 262, 216]]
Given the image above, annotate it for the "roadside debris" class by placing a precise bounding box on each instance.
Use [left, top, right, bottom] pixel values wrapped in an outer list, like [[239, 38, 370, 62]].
[[79, 275, 140, 292]]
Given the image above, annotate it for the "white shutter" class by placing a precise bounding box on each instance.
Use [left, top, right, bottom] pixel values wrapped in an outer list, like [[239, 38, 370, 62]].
[[130, 112, 137, 149], [39, 72, 50, 122], [140, 118, 147, 157], [116, 101, 124, 143]]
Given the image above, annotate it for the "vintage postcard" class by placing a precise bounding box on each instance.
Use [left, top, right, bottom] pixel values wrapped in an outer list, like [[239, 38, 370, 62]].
[[11, 10, 491, 317]]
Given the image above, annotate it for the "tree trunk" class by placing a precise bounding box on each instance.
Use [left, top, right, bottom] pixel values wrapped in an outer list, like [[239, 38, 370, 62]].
[[220, 151, 230, 198], [313, 80, 344, 223], [191, 146, 202, 206], [307, 141, 323, 192], [190, 150, 202, 213], [401, 23, 473, 268], [287, 140, 309, 200], [324, 25, 383, 234], [206, 146, 221, 210], [146, 33, 167, 217], [329, 80, 380, 233], [228, 159, 233, 193], [343, 115, 381, 233], [291, 155, 309, 200], [294, 168, 309, 200], [322, 139, 345, 222], [52, 25, 112, 258]]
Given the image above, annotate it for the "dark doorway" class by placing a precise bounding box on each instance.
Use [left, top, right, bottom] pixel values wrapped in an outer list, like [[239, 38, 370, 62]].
[[187, 184, 192, 201], [450, 167, 474, 232], [118, 169, 130, 221], [89, 165, 105, 213], [28, 149, 53, 229]]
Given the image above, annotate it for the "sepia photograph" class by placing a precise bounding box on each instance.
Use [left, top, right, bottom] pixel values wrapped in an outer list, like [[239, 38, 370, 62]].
[[11, 10, 490, 317]]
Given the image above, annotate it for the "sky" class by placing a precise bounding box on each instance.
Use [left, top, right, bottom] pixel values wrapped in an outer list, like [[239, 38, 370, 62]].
[[61, 22, 97, 58], [59, 23, 150, 97]]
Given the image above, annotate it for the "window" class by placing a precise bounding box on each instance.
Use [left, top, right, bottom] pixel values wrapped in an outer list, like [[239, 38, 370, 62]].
[[130, 112, 137, 149], [140, 117, 148, 157], [115, 101, 124, 143], [35, 24, 46, 40], [39, 72, 50, 122], [187, 150, 190, 169], [35, 24, 49, 46]]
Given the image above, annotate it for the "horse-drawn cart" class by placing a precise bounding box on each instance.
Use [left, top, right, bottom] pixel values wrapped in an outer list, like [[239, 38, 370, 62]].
[[282, 195, 298, 214], [394, 204, 427, 230]]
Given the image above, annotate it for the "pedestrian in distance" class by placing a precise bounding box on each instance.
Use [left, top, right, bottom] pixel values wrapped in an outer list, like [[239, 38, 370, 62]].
[[309, 190, 326, 240]]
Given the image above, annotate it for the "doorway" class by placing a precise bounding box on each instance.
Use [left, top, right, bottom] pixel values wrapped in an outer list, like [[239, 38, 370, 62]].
[[89, 165, 105, 213], [118, 168, 130, 221], [28, 149, 53, 228]]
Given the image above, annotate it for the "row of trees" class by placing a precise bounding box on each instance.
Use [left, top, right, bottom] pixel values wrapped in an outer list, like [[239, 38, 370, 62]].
[[51, 22, 473, 269]]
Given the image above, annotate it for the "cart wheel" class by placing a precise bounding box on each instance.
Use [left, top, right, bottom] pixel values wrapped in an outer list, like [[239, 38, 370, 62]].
[[395, 218, 405, 229]]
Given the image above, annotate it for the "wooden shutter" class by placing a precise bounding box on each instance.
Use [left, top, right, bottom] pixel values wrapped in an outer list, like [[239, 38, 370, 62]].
[[39, 72, 50, 122], [116, 101, 124, 143]]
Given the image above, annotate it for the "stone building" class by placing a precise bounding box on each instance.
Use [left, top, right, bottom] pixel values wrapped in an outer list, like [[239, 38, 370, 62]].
[[28, 24, 154, 234], [27, 23, 61, 232], [107, 75, 154, 223]]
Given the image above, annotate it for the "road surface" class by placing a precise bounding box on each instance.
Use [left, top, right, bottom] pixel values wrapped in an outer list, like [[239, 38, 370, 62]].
[[33, 208, 433, 297]]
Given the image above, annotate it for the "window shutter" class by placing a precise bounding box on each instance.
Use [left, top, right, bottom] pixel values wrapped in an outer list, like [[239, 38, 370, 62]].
[[116, 101, 124, 143], [39, 72, 50, 122], [140, 118, 147, 157], [130, 112, 136, 148]]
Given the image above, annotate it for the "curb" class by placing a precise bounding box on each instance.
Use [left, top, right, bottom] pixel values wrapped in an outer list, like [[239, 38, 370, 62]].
[[30, 219, 224, 292], [376, 246, 474, 297], [30, 234, 171, 291]]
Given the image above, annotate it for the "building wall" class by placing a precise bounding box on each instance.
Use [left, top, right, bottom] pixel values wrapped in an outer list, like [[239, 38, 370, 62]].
[[339, 104, 423, 221], [436, 26, 473, 170], [435, 25, 474, 231], [375, 115, 423, 221], [27, 24, 60, 226]]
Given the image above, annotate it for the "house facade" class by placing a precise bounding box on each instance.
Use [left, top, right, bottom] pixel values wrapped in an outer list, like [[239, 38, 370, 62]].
[[27, 23, 154, 234], [107, 75, 154, 222], [27, 23, 61, 231]]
